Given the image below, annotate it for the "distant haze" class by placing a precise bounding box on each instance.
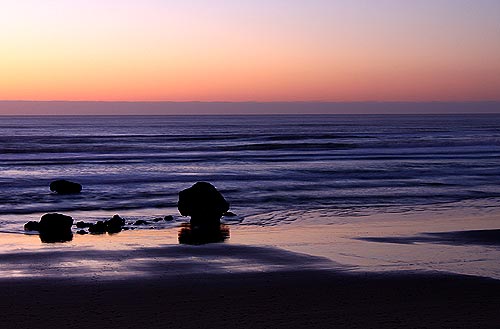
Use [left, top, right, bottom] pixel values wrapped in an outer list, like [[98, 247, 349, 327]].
[[0, 101, 499, 115]]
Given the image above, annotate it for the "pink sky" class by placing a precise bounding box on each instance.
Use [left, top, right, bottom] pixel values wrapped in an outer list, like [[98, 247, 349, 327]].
[[1, 0, 499, 112]]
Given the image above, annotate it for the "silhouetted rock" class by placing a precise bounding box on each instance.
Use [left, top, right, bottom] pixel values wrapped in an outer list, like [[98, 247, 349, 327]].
[[134, 220, 149, 226], [88, 221, 106, 234], [86, 215, 125, 234], [164, 215, 174, 221], [153, 217, 163, 222], [178, 182, 229, 227], [106, 214, 125, 233], [223, 211, 237, 217], [38, 213, 74, 243], [107, 215, 124, 232], [39, 213, 73, 233], [76, 221, 92, 228], [24, 221, 40, 231], [50, 179, 82, 194], [76, 230, 88, 235], [178, 223, 230, 245], [110, 214, 125, 226]]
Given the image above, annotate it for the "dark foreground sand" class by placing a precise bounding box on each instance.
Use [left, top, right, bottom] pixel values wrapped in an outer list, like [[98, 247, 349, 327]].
[[0, 235, 499, 329], [1, 269, 499, 329]]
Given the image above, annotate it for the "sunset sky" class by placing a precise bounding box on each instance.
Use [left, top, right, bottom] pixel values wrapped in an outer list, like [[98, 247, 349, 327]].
[[1, 0, 499, 105]]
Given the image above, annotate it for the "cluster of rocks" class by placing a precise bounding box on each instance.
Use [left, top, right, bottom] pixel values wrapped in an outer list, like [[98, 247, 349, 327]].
[[82, 214, 125, 234], [26, 180, 233, 244], [76, 215, 175, 234], [25, 213, 177, 239]]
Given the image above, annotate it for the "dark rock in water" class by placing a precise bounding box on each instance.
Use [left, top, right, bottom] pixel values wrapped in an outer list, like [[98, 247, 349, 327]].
[[134, 220, 149, 226], [88, 221, 106, 234], [106, 224, 121, 234], [178, 223, 230, 245], [76, 221, 92, 228], [153, 217, 163, 222], [39, 213, 73, 233], [76, 230, 88, 235], [24, 221, 40, 232], [38, 213, 74, 243], [110, 214, 125, 226], [223, 211, 237, 217], [164, 215, 174, 221], [178, 182, 229, 227], [50, 179, 82, 194], [106, 214, 125, 233], [87, 215, 125, 234]]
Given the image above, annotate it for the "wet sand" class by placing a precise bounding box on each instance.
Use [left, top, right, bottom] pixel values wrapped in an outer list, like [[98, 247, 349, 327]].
[[1, 205, 500, 328], [0, 241, 499, 329], [1, 268, 499, 328]]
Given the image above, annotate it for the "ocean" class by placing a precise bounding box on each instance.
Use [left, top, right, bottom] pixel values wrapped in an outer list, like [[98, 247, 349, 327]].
[[1, 114, 500, 233]]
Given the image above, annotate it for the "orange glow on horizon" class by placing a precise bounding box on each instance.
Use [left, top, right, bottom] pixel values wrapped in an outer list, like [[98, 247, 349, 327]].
[[0, 1, 499, 103]]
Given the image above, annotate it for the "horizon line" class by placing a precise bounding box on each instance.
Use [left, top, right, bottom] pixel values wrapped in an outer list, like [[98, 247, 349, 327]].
[[1, 100, 499, 115], [2, 100, 500, 103]]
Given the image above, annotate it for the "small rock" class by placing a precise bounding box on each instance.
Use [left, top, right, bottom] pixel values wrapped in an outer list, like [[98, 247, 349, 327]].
[[50, 179, 82, 194], [76, 221, 92, 228], [109, 214, 125, 226], [24, 221, 40, 231], [106, 215, 125, 233], [164, 215, 174, 221], [134, 220, 149, 226], [223, 211, 237, 217], [88, 221, 106, 234], [76, 230, 88, 235], [153, 217, 163, 222]]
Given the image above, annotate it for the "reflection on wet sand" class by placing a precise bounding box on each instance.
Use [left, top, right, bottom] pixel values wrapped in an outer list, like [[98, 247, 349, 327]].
[[178, 223, 230, 245], [358, 229, 500, 246], [39, 231, 73, 243]]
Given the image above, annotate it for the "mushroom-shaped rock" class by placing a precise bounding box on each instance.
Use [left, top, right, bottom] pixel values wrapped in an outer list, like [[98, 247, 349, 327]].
[[38, 213, 74, 243], [50, 180, 82, 194], [178, 182, 229, 227]]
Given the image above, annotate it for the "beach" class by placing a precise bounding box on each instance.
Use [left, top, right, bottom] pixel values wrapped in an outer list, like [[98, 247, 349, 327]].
[[1, 247, 499, 329], [1, 204, 500, 328]]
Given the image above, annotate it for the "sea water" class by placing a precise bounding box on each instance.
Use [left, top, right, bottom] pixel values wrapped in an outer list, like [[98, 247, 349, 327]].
[[1, 114, 500, 232]]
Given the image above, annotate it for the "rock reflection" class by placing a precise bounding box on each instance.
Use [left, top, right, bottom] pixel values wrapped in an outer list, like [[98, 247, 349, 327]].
[[178, 223, 230, 245], [39, 231, 73, 243]]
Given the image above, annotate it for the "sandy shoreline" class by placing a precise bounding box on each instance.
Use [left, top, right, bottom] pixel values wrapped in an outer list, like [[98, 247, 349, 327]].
[[1, 205, 500, 328], [1, 268, 499, 329], [0, 240, 499, 328]]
